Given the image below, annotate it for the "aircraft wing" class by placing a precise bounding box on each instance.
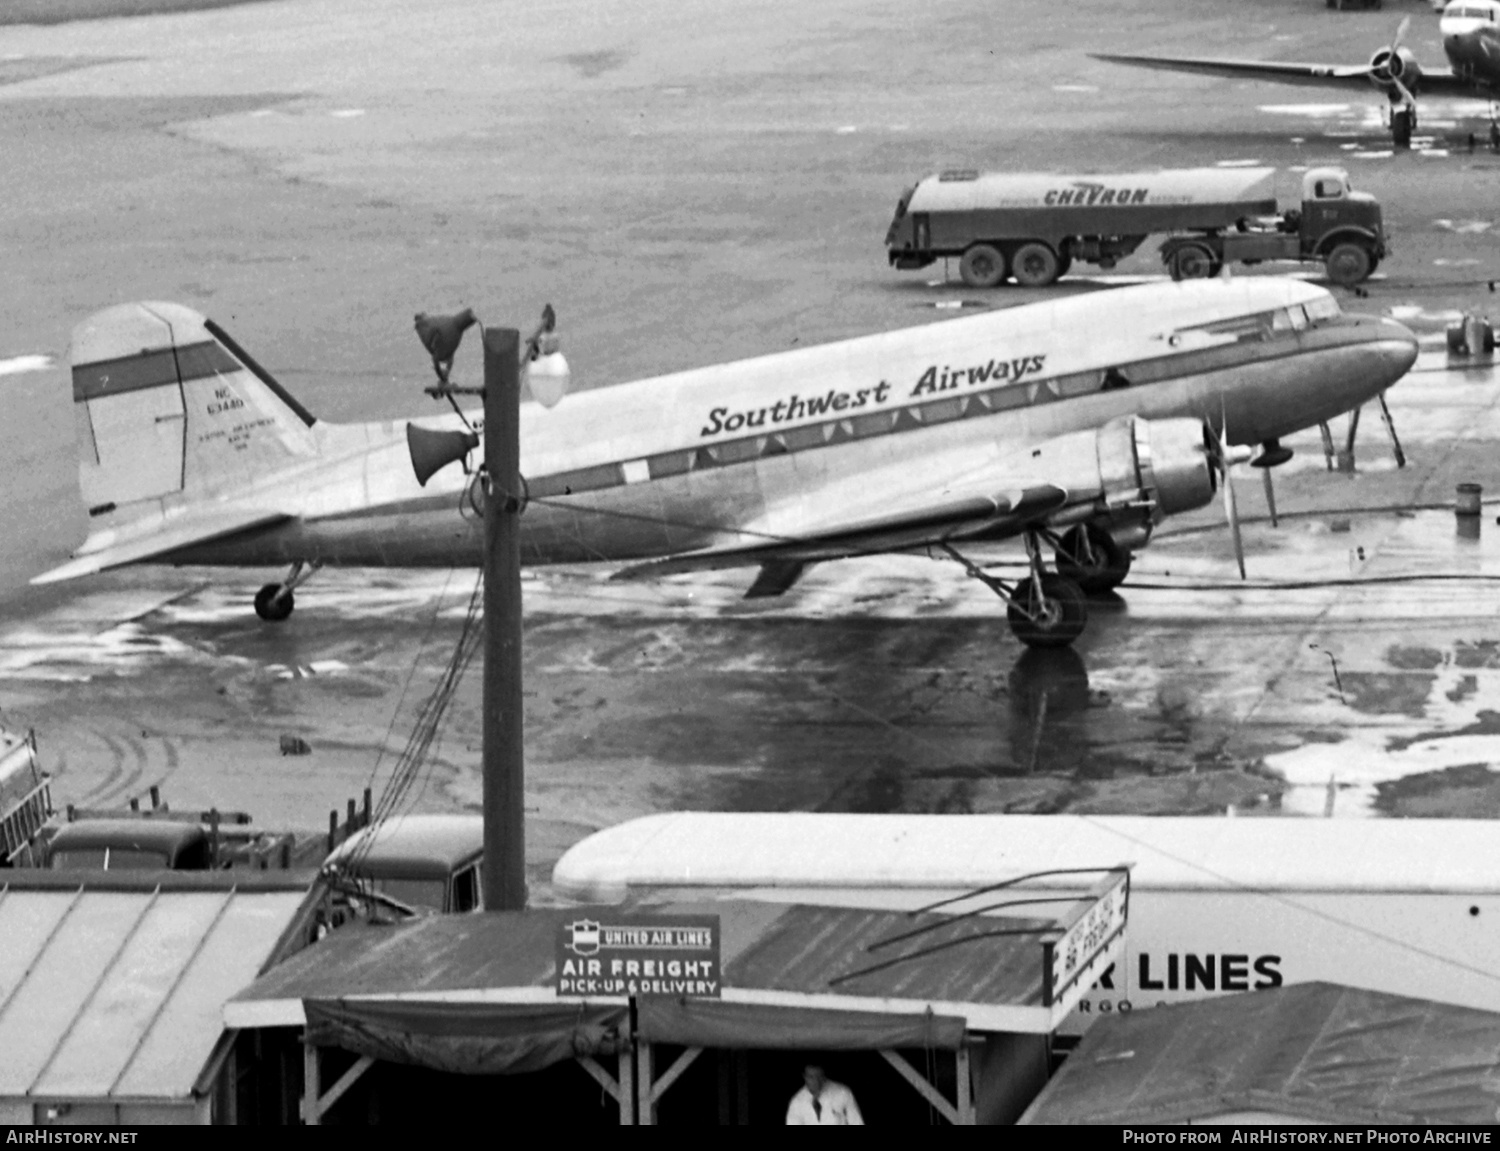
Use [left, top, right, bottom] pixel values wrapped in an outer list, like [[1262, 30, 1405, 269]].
[[31, 508, 291, 584], [1092, 53, 1472, 96], [611, 470, 1072, 585]]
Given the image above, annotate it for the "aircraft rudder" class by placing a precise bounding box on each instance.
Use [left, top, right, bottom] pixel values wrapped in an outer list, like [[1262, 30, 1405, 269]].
[[68, 301, 319, 514]]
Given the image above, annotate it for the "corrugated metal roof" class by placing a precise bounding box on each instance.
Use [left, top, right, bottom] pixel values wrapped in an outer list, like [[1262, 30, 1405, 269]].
[[0, 878, 310, 1102], [1021, 982, 1500, 1125], [229, 899, 1083, 1035]]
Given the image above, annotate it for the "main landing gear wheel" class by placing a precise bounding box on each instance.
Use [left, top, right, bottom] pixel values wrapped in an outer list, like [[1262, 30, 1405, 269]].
[[1010, 241, 1062, 288], [1007, 574, 1087, 649], [252, 559, 320, 622], [959, 243, 1007, 288], [254, 584, 294, 622], [1391, 106, 1414, 149], [1054, 524, 1132, 594]]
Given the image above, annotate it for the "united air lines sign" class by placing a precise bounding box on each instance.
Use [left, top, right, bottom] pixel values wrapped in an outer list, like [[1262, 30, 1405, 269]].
[[555, 913, 721, 998]]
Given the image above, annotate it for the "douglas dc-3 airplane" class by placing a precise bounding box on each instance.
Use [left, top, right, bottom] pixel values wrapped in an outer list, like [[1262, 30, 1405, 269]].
[[1096, 4, 1500, 148], [34, 278, 1417, 648]]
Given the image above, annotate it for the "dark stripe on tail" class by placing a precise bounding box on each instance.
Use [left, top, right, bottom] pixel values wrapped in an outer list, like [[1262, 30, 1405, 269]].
[[71, 341, 239, 402], [204, 319, 317, 428]]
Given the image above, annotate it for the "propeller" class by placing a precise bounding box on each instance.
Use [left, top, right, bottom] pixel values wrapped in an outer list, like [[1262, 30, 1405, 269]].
[[1373, 16, 1419, 110], [1205, 415, 1254, 579]]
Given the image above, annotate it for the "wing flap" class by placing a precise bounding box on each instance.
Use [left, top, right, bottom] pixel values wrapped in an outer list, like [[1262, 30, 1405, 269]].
[[32, 509, 291, 584]]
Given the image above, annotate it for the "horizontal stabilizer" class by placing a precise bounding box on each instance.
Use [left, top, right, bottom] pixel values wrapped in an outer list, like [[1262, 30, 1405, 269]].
[[32, 509, 290, 584]]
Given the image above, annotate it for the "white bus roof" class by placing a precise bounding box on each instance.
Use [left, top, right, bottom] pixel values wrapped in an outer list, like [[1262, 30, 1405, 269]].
[[553, 813, 1500, 904], [907, 167, 1277, 214]]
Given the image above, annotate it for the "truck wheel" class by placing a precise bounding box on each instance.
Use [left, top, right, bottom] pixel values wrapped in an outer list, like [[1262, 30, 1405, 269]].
[[1325, 242, 1373, 286], [1169, 244, 1215, 281], [1011, 242, 1061, 287], [959, 244, 1007, 288]]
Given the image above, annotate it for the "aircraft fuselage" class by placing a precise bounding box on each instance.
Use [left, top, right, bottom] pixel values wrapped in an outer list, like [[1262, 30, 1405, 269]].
[[160, 281, 1415, 571]]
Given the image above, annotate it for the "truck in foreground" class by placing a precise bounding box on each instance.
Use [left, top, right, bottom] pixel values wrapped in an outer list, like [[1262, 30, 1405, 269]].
[[885, 166, 1386, 288]]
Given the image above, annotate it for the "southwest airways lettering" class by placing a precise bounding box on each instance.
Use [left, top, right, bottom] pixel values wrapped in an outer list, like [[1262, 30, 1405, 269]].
[[698, 352, 1047, 438], [701, 383, 893, 437], [911, 354, 1045, 395], [1044, 183, 1151, 207]]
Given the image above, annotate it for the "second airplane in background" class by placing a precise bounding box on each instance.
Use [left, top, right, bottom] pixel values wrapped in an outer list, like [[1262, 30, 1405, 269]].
[[1096, 5, 1500, 148], [37, 278, 1416, 648]]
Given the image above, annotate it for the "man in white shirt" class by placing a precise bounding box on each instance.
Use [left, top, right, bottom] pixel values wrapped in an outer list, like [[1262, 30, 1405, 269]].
[[786, 1064, 864, 1125]]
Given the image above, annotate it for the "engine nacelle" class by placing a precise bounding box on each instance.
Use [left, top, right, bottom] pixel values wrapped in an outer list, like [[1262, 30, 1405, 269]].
[[1368, 45, 1423, 99], [1094, 415, 1217, 520]]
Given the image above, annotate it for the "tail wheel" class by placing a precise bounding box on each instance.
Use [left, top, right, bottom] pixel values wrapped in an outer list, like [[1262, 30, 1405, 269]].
[[254, 584, 294, 622], [1168, 243, 1216, 281], [1007, 575, 1087, 648], [1325, 241, 1373, 286], [1010, 241, 1062, 287], [959, 244, 1007, 288], [1055, 524, 1132, 593]]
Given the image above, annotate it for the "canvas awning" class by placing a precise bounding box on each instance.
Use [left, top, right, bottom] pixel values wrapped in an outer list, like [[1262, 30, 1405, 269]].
[[230, 888, 1125, 1044]]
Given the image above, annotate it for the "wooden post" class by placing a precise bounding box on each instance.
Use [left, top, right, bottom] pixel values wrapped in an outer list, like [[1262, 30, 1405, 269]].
[[302, 1043, 320, 1126], [956, 1042, 975, 1125], [482, 327, 527, 911], [636, 1040, 654, 1126]]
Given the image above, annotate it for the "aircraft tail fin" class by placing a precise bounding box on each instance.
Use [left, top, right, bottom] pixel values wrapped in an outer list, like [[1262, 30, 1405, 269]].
[[67, 301, 318, 516]]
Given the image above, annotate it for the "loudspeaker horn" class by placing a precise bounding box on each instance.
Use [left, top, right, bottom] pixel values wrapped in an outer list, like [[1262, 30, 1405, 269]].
[[407, 423, 480, 487]]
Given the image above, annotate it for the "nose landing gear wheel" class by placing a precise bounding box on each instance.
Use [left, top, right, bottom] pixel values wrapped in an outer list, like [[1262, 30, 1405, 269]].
[[254, 584, 294, 622], [1007, 574, 1087, 649]]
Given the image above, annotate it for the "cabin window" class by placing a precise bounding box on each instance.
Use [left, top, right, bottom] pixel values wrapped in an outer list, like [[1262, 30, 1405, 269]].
[[1314, 179, 1343, 199], [1100, 367, 1131, 392]]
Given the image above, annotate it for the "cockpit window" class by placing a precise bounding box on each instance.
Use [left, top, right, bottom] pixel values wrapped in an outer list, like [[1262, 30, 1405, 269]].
[[893, 187, 914, 220], [1305, 295, 1341, 322], [1272, 307, 1309, 333]]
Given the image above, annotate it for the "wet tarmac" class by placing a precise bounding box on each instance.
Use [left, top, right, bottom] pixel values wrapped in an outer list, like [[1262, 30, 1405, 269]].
[[2, 0, 1500, 890]]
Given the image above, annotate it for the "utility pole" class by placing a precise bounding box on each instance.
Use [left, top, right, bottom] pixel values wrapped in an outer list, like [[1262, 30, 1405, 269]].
[[482, 327, 526, 910]]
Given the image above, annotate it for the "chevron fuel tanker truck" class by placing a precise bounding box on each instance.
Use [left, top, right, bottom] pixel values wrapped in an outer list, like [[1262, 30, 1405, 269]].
[[885, 166, 1386, 289]]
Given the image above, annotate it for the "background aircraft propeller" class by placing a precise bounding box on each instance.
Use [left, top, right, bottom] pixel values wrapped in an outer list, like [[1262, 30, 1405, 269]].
[[1205, 417, 1253, 579]]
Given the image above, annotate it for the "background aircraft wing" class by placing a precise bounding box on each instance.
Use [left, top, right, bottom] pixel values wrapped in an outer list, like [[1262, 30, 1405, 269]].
[[32, 508, 291, 584], [1092, 53, 1470, 95]]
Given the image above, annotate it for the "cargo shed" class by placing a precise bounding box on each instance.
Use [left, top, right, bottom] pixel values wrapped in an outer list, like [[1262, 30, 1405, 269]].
[[0, 869, 321, 1125], [225, 880, 1125, 1125]]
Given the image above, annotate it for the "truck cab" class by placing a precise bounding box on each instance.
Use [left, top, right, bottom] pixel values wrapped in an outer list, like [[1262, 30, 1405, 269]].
[[46, 818, 212, 870], [1296, 166, 1385, 281], [322, 813, 485, 914]]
